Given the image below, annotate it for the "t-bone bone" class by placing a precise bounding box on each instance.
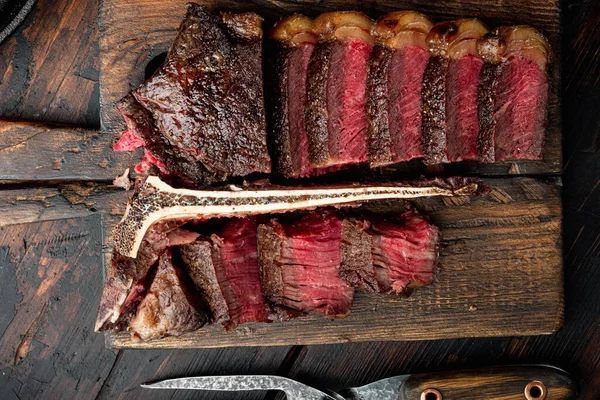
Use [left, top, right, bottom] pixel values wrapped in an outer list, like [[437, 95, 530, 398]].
[[112, 176, 481, 259]]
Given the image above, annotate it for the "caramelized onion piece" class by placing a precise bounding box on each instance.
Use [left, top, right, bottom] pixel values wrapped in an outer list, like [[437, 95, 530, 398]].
[[477, 32, 507, 63], [271, 14, 317, 45], [496, 25, 551, 69], [312, 11, 374, 44], [447, 18, 489, 58], [372, 11, 433, 49]]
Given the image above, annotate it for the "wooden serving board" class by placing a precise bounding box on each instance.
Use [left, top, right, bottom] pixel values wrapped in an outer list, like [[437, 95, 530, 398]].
[[97, 0, 564, 348]]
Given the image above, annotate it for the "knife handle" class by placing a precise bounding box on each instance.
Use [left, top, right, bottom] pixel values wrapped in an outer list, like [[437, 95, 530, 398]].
[[398, 365, 578, 400]]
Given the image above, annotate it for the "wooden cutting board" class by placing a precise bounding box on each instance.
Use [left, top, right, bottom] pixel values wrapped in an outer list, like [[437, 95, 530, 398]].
[[98, 0, 563, 348]]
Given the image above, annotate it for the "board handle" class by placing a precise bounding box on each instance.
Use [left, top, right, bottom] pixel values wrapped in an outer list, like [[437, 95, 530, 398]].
[[398, 365, 578, 400]]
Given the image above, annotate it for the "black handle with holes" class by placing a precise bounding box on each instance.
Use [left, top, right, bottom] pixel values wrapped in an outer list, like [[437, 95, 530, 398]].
[[398, 365, 578, 400]]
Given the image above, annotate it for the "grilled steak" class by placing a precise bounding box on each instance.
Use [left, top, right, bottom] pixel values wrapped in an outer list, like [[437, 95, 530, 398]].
[[180, 241, 230, 323], [421, 22, 455, 165], [367, 11, 432, 167], [258, 209, 354, 317], [95, 222, 199, 331], [476, 33, 506, 162], [340, 218, 379, 291], [271, 15, 317, 178], [114, 4, 270, 186], [210, 218, 271, 329], [306, 12, 374, 169], [445, 19, 489, 162], [129, 249, 210, 341], [493, 26, 550, 161], [371, 210, 440, 293]]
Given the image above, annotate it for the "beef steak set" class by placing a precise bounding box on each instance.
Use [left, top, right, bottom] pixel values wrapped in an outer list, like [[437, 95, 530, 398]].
[[97, 3, 549, 341]]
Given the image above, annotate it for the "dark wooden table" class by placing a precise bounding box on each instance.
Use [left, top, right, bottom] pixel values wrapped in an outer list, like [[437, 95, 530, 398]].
[[0, 0, 598, 399]]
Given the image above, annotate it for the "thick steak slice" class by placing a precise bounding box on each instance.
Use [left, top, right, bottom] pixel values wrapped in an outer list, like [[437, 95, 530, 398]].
[[340, 218, 378, 291], [180, 241, 230, 324], [129, 249, 210, 341], [368, 12, 432, 167], [493, 26, 550, 161], [95, 222, 199, 331], [271, 15, 317, 178], [130, 4, 270, 184], [258, 210, 354, 317], [306, 12, 374, 169], [476, 33, 506, 163], [211, 218, 271, 329], [446, 19, 488, 162], [371, 210, 440, 294]]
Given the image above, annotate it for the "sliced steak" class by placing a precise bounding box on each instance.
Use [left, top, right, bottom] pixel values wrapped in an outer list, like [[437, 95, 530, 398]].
[[370, 210, 440, 294], [118, 4, 270, 186], [477, 33, 506, 162], [271, 15, 317, 178], [422, 22, 455, 164], [211, 218, 271, 329], [493, 26, 550, 161], [258, 209, 354, 317], [445, 19, 488, 162], [340, 218, 378, 291], [367, 11, 432, 167], [180, 241, 230, 323], [95, 222, 199, 331], [129, 249, 210, 341], [306, 12, 374, 169]]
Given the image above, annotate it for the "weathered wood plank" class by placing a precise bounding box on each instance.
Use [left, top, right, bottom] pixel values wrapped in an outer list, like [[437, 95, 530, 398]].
[[0, 120, 139, 182], [99, 0, 561, 176], [0, 215, 117, 399], [106, 177, 563, 348]]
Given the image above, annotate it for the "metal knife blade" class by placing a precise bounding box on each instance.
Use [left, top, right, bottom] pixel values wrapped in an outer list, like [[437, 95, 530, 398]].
[[141, 375, 338, 400], [141, 364, 578, 400]]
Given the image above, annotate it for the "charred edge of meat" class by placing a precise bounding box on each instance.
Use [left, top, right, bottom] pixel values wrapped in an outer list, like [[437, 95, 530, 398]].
[[219, 11, 263, 40], [271, 14, 317, 46], [306, 41, 334, 166], [179, 242, 230, 324], [421, 55, 449, 164], [271, 15, 316, 178], [312, 11, 374, 43], [367, 45, 394, 167], [371, 11, 433, 49], [257, 223, 285, 305], [495, 25, 551, 69], [340, 219, 379, 291], [477, 32, 507, 64], [128, 249, 210, 341], [112, 176, 482, 259]]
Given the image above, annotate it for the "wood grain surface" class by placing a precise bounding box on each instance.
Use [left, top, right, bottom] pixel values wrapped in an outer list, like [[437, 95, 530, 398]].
[[0, 0, 599, 398], [99, 0, 561, 177], [107, 177, 564, 348]]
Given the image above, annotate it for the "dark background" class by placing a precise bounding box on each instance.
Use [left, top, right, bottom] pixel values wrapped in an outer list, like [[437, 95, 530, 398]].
[[0, 0, 598, 399]]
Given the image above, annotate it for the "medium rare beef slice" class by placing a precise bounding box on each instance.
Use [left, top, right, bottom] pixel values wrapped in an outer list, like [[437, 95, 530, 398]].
[[370, 210, 440, 294], [445, 19, 488, 162], [95, 222, 199, 331], [180, 241, 230, 323], [340, 218, 378, 291], [476, 33, 506, 163], [129, 249, 210, 341], [306, 12, 374, 169], [271, 15, 317, 178], [129, 4, 270, 184], [258, 210, 354, 317], [367, 12, 432, 167], [211, 218, 271, 329], [493, 26, 550, 161]]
